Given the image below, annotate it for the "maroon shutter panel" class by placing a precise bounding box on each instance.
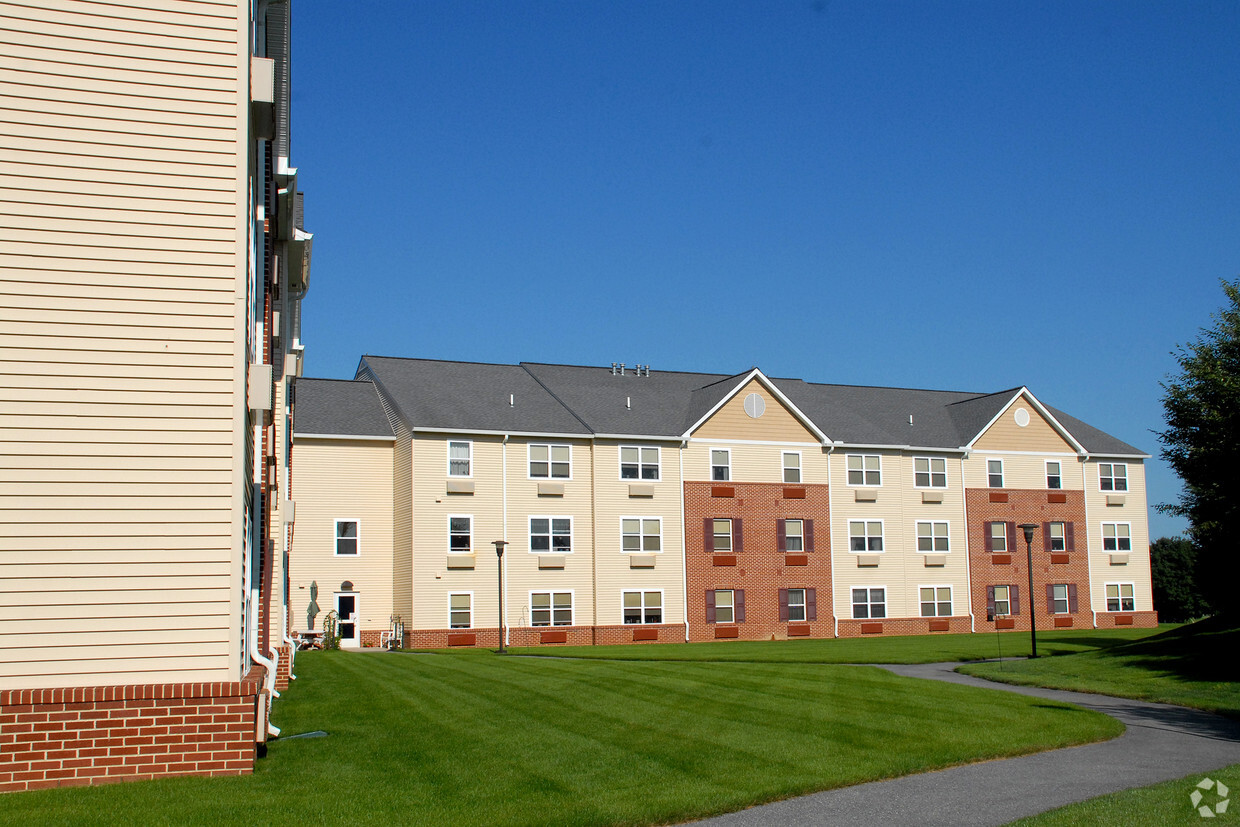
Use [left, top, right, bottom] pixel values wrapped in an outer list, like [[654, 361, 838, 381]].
[[735, 589, 746, 622], [807, 588, 817, 621], [1065, 522, 1075, 552], [703, 518, 714, 553], [776, 520, 787, 553], [805, 519, 815, 553], [984, 523, 994, 552], [1011, 585, 1020, 614], [1042, 522, 1051, 550], [986, 586, 996, 617], [1068, 584, 1078, 613], [778, 588, 789, 621], [1046, 583, 1056, 613], [733, 519, 743, 553], [1007, 522, 1018, 552], [705, 589, 716, 623]]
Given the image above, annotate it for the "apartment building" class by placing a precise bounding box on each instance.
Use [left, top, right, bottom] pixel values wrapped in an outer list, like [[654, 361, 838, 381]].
[[0, 0, 311, 791], [289, 358, 1156, 650]]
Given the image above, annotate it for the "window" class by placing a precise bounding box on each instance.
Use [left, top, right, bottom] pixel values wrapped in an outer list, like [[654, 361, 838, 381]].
[[916, 521, 950, 553], [783, 519, 803, 552], [988, 522, 1008, 553], [622, 591, 662, 624], [914, 457, 947, 488], [849, 520, 883, 552], [621, 518, 661, 553], [335, 519, 358, 556], [851, 587, 886, 619], [786, 588, 807, 622], [1102, 523, 1131, 552], [1049, 584, 1070, 614], [987, 459, 1004, 488], [920, 586, 952, 617], [847, 454, 881, 486], [711, 449, 731, 481], [448, 515, 472, 554], [1098, 463, 1128, 492], [1106, 583, 1135, 612], [782, 451, 801, 483], [448, 441, 472, 477], [531, 592, 572, 626], [712, 519, 733, 553], [620, 446, 660, 480], [529, 444, 570, 479], [992, 585, 1011, 616], [713, 589, 735, 623], [449, 593, 471, 628], [1048, 521, 1065, 552], [1045, 460, 1061, 490], [530, 517, 572, 554]]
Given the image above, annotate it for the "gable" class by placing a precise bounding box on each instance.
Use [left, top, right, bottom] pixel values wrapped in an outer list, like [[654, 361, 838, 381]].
[[691, 378, 819, 443], [972, 393, 1077, 453]]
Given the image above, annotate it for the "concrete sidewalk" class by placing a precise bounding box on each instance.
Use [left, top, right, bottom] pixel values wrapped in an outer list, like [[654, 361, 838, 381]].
[[693, 662, 1240, 826]]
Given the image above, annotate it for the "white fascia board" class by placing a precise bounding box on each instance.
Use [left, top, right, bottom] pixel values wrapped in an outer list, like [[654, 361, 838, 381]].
[[680, 368, 831, 443], [411, 426, 592, 440], [829, 442, 968, 454], [294, 433, 396, 442], [687, 437, 823, 448], [593, 433, 684, 442], [1083, 452, 1153, 460]]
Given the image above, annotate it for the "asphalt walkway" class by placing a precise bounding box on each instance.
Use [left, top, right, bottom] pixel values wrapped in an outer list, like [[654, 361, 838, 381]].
[[693, 661, 1240, 826]]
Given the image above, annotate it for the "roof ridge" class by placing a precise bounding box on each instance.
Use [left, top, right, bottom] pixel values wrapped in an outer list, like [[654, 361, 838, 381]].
[[519, 364, 595, 434], [362, 354, 520, 369]]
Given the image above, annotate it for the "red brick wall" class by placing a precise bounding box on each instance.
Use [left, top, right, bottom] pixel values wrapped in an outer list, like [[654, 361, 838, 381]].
[[0, 667, 263, 794], [274, 644, 293, 691], [836, 616, 972, 638], [684, 481, 833, 642], [1095, 610, 1158, 628]]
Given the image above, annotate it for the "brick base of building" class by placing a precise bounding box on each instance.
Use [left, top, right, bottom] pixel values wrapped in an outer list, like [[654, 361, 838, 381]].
[[836, 616, 973, 638], [1094, 610, 1158, 628], [274, 645, 293, 691], [0, 666, 263, 794]]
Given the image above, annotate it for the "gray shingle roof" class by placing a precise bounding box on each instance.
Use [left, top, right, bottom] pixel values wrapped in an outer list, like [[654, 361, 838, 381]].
[[293, 356, 1145, 455], [293, 378, 393, 437]]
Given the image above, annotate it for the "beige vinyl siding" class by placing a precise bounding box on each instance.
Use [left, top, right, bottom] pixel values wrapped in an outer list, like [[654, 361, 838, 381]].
[[972, 396, 1076, 454], [288, 440, 395, 635], [683, 442, 826, 484], [1085, 460, 1153, 613], [691, 379, 818, 444], [963, 453, 1083, 491], [0, 0, 247, 689]]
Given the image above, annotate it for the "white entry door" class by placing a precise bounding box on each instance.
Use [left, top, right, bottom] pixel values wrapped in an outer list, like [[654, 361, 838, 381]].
[[335, 592, 360, 648]]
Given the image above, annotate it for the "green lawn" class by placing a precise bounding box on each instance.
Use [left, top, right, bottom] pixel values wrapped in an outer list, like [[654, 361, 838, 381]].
[[960, 618, 1240, 717], [0, 651, 1121, 826], [494, 624, 1168, 664]]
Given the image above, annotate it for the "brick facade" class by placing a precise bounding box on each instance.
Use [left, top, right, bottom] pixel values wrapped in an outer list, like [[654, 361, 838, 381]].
[[274, 645, 293, 691], [836, 616, 973, 638], [684, 481, 833, 642], [0, 666, 263, 794]]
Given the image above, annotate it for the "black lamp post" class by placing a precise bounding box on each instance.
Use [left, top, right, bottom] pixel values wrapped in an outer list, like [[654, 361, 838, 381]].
[[1018, 523, 1039, 658], [492, 540, 508, 654]]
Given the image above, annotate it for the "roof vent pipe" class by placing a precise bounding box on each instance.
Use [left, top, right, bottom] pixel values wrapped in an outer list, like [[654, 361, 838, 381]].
[[909, 415, 914, 425], [611, 363, 617, 375], [509, 394, 514, 408], [619, 363, 625, 376], [626, 396, 631, 410]]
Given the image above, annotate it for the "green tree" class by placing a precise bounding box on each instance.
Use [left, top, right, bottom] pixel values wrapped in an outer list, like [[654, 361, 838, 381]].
[[1149, 536, 1211, 622], [1157, 278, 1240, 615]]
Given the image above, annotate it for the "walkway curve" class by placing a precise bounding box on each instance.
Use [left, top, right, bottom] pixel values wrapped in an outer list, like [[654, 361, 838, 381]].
[[693, 661, 1240, 826]]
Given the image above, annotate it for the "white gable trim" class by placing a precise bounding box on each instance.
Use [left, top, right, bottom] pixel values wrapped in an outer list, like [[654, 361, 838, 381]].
[[681, 368, 830, 443], [963, 388, 1086, 454]]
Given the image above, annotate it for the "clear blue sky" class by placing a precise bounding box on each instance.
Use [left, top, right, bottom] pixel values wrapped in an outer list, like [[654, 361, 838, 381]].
[[292, 1, 1240, 539]]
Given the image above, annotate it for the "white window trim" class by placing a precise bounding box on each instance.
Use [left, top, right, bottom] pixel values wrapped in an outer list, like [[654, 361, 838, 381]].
[[447, 439, 473, 478], [846, 453, 882, 487], [914, 520, 951, 554], [1104, 582, 1136, 612], [714, 588, 736, 624], [786, 587, 808, 622], [782, 450, 802, 484], [918, 584, 954, 618], [1101, 522, 1133, 553], [447, 514, 473, 555], [710, 447, 732, 482], [1048, 520, 1067, 551], [987, 458, 1005, 488], [1098, 462, 1129, 492], [784, 518, 805, 553], [621, 588, 665, 625], [529, 515, 574, 555], [529, 589, 575, 627], [992, 584, 1012, 616], [712, 518, 734, 553], [1050, 583, 1070, 614], [619, 516, 663, 555], [334, 518, 360, 557], [448, 591, 474, 629], [618, 445, 661, 482], [850, 585, 887, 620], [988, 521, 1010, 553], [1045, 459, 1062, 490], [527, 442, 573, 481], [912, 456, 948, 489], [847, 519, 885, 554]]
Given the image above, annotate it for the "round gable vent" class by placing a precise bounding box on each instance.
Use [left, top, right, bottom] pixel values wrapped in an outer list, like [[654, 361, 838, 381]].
[[1014, 408, 1030, 427], [743, 392, 766, 418]]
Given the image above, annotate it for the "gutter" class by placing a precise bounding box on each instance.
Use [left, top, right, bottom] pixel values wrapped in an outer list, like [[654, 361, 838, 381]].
[[680, 440, 689, 643], [961, 456, 975, 633]]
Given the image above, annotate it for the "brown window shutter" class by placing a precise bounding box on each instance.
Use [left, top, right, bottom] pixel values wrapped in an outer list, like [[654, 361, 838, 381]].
[[735, 589, 746, 622], [703, 517, 713, 553], [806, 588, 817, 621], [805, 519, 815, 553], [776, 519, 787, 553], [1007, 522, 1018, 552], [1042, 522, 1051, 550], [1065, 522, 1075, 552], [734, 519, 744, 554], [705, 589, 716, 623], [1011, 585, 1020, 615], [1046, 583, 1056, 613], [986, 586, 996, 617], [1068, 583, 1078, 613], [984, 523, 994, 552], [778, 588, 789, 621]]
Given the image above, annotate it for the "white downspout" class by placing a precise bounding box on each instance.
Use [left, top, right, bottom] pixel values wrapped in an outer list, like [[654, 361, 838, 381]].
[[961, 455, 975, 633], [281, 603, 296, 681], [1082, 455, 1097, 628], [243, 529, 281, 737], [502, 434, 510, 648], [679, 440, 689, 642], [826, 443, 838, 638]]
